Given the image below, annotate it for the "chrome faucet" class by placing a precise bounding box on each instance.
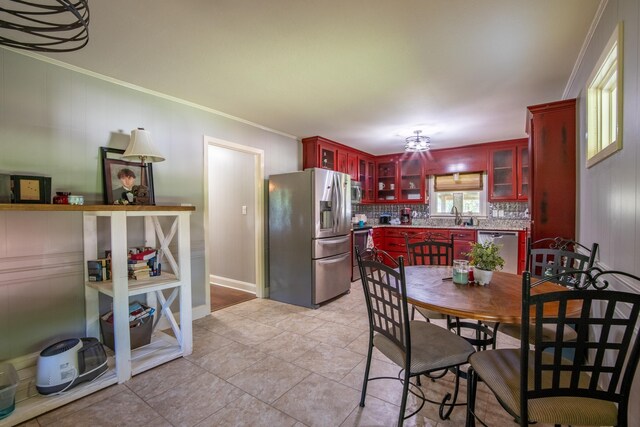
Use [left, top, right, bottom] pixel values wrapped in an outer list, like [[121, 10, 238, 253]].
[[451, 206, 463, 226]]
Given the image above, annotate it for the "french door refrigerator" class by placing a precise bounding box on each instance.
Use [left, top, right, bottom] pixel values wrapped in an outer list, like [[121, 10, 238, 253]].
[[269, 168, 352, 308]]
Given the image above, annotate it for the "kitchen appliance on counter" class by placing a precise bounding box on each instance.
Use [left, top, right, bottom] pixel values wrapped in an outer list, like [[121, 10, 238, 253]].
[[269, 168, 352, 308], [36, 337, 108, 395], [379, 213, 391, 224], [351, 226, 372, 281], [400, 208, 412, 225], [477, 230, 519, 274]]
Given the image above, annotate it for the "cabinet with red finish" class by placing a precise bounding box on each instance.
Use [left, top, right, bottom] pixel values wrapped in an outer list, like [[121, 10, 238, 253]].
[[346, 154, 358, 180], [337, 151, 348, 175], [399, 155, 425, 203], [488, 139, 529, 202], [517, 229, 528, 274], [517, 142, 529, 200], [302, 136, 339, 170], [527, 99, 576, 242], [449, 229, 475, 260], [376, 156, 399, 202]]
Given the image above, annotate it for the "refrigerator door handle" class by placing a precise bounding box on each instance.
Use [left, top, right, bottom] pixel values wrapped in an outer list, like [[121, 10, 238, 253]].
[[332, 173, 340, 233]]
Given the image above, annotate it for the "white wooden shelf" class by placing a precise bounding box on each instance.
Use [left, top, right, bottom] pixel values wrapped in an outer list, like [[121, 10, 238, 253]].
[[86, 273, 180, 297], [0, 206, 193, 425]]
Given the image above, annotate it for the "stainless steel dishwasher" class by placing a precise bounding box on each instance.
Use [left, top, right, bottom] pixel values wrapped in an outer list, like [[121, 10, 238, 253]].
[[352, 227, 372, 281], [477, 230, 519, 274]]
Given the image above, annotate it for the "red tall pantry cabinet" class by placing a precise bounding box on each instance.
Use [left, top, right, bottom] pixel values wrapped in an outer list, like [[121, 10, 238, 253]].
[[526, 99, 576, 243]]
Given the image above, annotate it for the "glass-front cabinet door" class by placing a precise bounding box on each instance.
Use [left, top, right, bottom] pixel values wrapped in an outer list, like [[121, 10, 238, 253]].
[[376, 157, 397, 202], [489, 147, 516, 200], [399, 156, 424, 203]]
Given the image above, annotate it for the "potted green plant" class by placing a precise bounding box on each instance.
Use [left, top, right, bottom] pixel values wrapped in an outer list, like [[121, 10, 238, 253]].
[[465, 241, 505, 285]]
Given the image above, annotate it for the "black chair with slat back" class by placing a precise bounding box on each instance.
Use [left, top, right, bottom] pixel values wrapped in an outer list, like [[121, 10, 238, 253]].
[[405, 232, 454, 267], [499, 237, 600, 345], [528, 236, 599, 287], [359, 246, 399, 268], [405, 232, 452, 323], [467, 267, 640, 427], [356, 248, 475, 426]]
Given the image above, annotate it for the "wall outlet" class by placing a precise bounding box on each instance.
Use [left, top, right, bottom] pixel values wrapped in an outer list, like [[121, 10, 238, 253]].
[[242, 205, 247, 215], [498, 210, 504, 218]]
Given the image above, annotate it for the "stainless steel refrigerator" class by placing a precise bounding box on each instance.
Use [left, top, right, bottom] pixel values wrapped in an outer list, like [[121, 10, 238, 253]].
[[269, 168, 352, 308]]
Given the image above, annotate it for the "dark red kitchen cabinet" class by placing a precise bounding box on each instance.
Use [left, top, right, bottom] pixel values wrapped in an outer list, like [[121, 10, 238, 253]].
[[376, 156, 399, 202], [488, 139, 528, 202], [516, 142, 529, 200], [358, 156, 375, 203], [399, 155, 425, 203], [449, 229, 475, 260], [527, 99, 576, 242], [347, 154, 358, 180], [302, 136, 338, 170]]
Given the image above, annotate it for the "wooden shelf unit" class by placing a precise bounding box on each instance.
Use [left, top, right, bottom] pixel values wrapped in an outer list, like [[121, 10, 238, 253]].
[[0, 205, 194, 426]]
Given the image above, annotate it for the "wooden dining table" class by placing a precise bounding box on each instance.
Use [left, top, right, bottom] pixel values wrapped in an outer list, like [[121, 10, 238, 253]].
[[403, 265, 582, 323]]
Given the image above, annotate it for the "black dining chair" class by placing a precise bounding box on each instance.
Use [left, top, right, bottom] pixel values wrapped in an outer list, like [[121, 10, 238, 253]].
[[498, 236, 600, 344], [406, 232, 497, 351], [356, 248, 475, 426], [405, 232, 453, 323], [359, 246, 399, 267], [466, 267, 640, 427]]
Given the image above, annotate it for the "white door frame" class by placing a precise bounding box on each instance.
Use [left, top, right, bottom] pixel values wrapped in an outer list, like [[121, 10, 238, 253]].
[[203, 136, 266, 311]]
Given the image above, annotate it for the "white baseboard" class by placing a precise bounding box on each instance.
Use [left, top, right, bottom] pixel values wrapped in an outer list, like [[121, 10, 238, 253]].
[[210, 275, 256, 294]]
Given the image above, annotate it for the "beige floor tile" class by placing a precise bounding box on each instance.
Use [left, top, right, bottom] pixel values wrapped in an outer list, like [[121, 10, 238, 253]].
[[194, 310, 244, 334], [340, 357, 407, 406], [293, 342, 364, 382], [227, 355, 311, 404], [273, 373, 361, 427], [37, 384, 127, 425], [255, 331, 320, 362], [186, 325, 235, 360], [125, 357, 206, 400], [193, 340, 265, 380], [340, 395, 401, 427], [262, 312, 326, 335], [216, 317, 282, 346], [44, 387, 161, 427], [196, 393, 299, 427], [144, 370, 244, 426], [315, 308, 370, 331], [304, 320, 364, 348]]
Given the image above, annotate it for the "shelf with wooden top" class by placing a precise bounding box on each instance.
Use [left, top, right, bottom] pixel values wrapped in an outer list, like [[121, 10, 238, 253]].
[[0, 203, 195, 212], [0, 204, 194, 426]]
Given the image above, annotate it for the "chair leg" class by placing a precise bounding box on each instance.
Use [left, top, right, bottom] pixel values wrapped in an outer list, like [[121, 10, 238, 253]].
[[465, 366, 477, 427], [360, 341, 374, 407], [438, 366, 461, 420], [398, 368, 411, 427], [411, 305, 416, 320]]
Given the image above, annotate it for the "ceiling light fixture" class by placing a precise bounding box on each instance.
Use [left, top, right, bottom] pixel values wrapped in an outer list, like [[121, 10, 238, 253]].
[[0, 0, 89, 52], [404, 130, 431, 152]]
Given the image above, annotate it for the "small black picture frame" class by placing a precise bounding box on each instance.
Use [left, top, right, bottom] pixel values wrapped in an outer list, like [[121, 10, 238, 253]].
[[101, 147, 155, 205], [10, 175, 52, 204]]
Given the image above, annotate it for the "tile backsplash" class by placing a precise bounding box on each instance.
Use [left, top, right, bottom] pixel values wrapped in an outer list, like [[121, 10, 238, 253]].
[[353, 201, 530, 229]]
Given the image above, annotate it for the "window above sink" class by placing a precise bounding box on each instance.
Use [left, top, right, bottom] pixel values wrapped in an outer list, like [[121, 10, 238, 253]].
[[429, 173, 487, 218]]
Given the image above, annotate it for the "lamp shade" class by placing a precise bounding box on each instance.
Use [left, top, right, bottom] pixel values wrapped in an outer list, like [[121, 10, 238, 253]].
[[122, 128, 165, 163]]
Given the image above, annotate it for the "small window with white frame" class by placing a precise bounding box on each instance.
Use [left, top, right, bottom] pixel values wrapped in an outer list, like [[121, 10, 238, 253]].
[[586, 22, 623, 168], [430, 172, 487, 217]]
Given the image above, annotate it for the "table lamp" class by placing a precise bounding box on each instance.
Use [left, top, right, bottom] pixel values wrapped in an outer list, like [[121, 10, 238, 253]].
[[121, 128, 165, 205]]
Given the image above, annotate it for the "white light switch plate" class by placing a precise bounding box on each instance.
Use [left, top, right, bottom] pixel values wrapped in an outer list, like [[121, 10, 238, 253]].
[[242, 205, 247, 215]]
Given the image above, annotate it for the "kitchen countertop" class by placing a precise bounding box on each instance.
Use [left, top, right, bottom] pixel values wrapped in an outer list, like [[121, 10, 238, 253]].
[[352, 222, 529, 232]]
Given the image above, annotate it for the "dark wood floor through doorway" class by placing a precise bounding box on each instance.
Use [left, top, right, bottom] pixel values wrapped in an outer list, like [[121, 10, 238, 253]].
[[211, 284, 256, 311]]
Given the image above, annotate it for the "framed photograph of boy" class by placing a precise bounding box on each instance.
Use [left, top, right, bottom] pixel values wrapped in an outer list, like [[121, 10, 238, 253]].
[[101, 147, 155, 205]]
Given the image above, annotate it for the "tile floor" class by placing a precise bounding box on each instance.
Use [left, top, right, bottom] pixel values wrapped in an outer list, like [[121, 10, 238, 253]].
[[21, 282, 560, 426]]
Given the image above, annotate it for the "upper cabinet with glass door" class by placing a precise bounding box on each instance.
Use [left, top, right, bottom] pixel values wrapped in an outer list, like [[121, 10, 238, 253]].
[[488, 139, 528, 202], [376, 156, 398, 202], [399, 155, 425, 203]]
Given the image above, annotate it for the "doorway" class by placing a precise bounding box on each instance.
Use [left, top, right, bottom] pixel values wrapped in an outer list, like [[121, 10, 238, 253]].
[[203, 136, 265, 312]]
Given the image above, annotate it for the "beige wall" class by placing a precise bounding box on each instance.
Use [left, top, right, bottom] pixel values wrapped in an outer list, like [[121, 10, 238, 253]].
[[564, 0, 640, 419], [0, 48, 299, 359]]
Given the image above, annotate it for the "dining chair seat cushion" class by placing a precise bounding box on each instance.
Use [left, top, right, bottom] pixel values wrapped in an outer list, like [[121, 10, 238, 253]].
[[469, 348, 618, 426], [498, 322, 578, 344], [374, 320, 474, 374], [414, 306, 447, 321]]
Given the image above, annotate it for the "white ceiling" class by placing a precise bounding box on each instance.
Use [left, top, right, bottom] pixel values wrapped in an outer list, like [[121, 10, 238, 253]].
[[41, 0, 600, 155]]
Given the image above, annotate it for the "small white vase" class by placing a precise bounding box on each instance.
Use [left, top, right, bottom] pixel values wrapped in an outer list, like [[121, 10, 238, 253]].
[[473, 267, 493, 286]]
